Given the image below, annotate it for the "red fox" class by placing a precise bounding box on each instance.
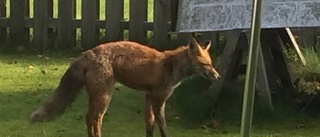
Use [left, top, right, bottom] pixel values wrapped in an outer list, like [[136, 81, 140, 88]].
[[29, 38, 221, 137]]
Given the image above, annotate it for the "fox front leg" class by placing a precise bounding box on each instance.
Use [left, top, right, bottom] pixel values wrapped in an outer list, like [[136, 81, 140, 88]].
[[151, 94, 169, 137]]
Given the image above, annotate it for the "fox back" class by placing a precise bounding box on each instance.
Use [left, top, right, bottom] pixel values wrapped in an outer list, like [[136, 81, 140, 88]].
[[82, 38, 220, 91]]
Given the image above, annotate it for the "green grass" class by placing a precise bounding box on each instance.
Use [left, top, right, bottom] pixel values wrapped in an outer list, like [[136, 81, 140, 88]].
[[1, 53, 320, 137]]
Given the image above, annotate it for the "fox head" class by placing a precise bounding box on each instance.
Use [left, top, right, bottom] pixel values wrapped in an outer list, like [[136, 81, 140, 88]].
[[187, 38, 221, 81]]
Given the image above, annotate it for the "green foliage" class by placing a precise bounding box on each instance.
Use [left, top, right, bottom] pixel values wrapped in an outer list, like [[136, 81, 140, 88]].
[[285, 47, 320, 77], [285, 47, 320, 95], [302, 48, 320, 72]]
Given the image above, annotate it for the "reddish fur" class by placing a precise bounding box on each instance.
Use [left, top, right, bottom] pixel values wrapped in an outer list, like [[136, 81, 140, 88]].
[[29, 38, 220, 137]]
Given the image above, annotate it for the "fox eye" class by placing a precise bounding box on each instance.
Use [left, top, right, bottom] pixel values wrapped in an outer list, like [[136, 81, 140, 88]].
[[201, 63, 211, 67]]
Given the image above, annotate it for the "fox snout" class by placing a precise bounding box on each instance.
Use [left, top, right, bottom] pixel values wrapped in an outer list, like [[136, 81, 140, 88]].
[[214, 73, 221, 80], [202, 67, 221, 81], [212, 68, 221, 80]]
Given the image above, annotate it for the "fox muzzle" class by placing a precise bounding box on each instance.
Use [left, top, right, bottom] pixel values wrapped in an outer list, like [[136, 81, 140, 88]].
[[201, 68, 221, 81]]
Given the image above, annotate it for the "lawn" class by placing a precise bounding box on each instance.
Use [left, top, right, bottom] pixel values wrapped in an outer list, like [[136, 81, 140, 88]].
[[0, 53, 320, 137]]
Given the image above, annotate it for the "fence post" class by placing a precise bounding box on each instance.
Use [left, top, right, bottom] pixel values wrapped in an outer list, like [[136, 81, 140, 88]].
[[153, 0, 169, 50], [170, 0, 178, 32], [57, 0, 73, 49], [34, 0, 48, 53], [129, 0, 147, 44], [70, 0, 77, 49], [95, 0, 100, 43], [105, 0, 124, 42], [81, 0, 97, 50], [47, 0, 55, 48], [10, 0, 26, 48], [0, 0, 6, 47], [24, 0, 30, 46]]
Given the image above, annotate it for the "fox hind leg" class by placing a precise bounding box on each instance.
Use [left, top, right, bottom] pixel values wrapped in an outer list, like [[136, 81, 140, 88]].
[[85, 73, 115, 137], [145, 94, 155, 137]]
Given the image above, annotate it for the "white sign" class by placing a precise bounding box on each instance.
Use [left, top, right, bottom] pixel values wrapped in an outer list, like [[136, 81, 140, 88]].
[[177, 0, 320, 32]]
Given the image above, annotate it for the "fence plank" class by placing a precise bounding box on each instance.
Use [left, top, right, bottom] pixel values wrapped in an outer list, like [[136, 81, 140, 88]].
[[10, 0, 26, 47], [73, 0, 76, 18], [0, 0, 5, 17], [24, 0, 30, 46], [106, 0, 124, 42], [153, 0, 169, 50], [95, 0, 100, 43], [129, 0, 147, 43], [170, 0, 178, 32], [34, 0, 48, 52], [81, 0, 97, 50], [48, 0, 53, 17], [47, 0, 55, 48], [0, 0, 7, 47], [70, 0, 76, 48], [57, 0, 73, 48]]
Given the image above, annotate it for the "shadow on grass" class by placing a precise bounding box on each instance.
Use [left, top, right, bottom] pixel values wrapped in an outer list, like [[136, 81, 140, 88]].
[[168, 76, 320, 136], [0, 89, 56, 122], [168, 77, 214, 126], [0, 88, 91, 123], [0, 87, 92, 136]]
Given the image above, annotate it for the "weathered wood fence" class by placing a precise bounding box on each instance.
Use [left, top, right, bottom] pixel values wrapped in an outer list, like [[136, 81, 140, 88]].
[[0, 0, 319, 53], [0, 0, 210, 52]]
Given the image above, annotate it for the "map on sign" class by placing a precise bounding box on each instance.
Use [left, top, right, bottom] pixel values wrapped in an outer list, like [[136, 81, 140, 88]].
[[176, 0, 320, 32]]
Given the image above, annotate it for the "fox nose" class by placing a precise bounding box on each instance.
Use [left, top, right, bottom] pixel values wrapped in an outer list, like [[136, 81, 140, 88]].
[[215, 74, 221, 80], [211, 68, 221, 80]]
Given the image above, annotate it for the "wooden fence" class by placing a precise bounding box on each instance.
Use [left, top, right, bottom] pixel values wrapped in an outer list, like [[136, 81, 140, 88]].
[[0, 0, 218, 53], [0, 0, 319, 53]]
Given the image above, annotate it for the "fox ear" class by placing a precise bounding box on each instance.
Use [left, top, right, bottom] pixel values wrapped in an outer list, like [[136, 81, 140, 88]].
[[188, 38, 200, 53], [201, 40, 211, 51]]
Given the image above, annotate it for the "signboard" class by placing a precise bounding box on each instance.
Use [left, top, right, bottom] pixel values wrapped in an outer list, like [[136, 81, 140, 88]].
[[176, 0, 320, 32]]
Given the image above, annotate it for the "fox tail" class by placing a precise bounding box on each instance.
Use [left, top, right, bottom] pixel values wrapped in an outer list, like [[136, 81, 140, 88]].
[[29, 59, 86, 123]]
